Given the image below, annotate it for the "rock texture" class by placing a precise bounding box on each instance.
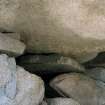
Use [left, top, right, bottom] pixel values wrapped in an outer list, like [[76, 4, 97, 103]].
[[86, 68, 105, 82], [17, 54, 85, 74], [16, 66, 44, 105], [47, 98, 80, 105], [40, 101, 48, 105], [0, 54, 44, 105], [50, 73, 105, 105], [4, 33, 20, 40], [1, 0, 105, 62], [84, 52, 105, 68], [0, 33, 25, 56]]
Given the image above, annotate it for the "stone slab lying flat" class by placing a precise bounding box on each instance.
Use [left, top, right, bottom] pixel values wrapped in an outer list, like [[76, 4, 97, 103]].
[[0, 33, 26, 56], [17, 54, 85, 75]]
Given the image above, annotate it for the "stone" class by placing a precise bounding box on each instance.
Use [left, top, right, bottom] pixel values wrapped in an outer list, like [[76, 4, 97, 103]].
[[47, 98, 80, 105], [17, 54, 85, 75], [50, 73, 105, 105], [0, 54, 17, 100], [40, 101, 47, 105], [0, 33, 25, 56], [95, 80, 105, 105], [1, 0, 105, 62], [0, 54, 44, 105], [15, 66, 45, 105], [84, 52, 105, 68], [3, 32, 20, 40], [86, 67, 105, 82]]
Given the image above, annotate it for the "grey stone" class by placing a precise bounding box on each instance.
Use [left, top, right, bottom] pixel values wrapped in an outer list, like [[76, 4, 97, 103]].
[[40, 101, 47, 105], [50, 73, 105, 105], [84, 52, 105, 68], [0, 54, 44, 105], [1, 0, 105, 62], [0, 33, 25, 56], [86, 68, 105, 82], [17, 54, 85, 74], [15, 66, 45, 105], [47, 98, 80, 105]]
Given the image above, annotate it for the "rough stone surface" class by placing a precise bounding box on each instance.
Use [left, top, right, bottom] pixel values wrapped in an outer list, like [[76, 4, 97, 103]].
[[50, 73, 105, 105], [0, 54, 44, 105], [3, 33, 20, 40], [17, 54, 85, 74], [1, 0, 105, 62], [0, 33, 25, 56], [86, 68, 105, 82], [40, 101, 47, 105], [47, 98, 80, 105], [15, 66, 44, 105], [84, 52, 105, 68]]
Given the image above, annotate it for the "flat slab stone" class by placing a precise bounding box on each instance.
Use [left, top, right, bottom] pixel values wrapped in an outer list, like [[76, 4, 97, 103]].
[[0, 33, 26, 56], [17, 54, 85, 75]]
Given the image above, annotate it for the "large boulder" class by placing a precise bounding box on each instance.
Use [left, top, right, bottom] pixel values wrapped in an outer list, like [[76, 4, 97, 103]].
[[0, 54, 44, 105], [50, 73, 105, 105], [1, 0, 105, 62]]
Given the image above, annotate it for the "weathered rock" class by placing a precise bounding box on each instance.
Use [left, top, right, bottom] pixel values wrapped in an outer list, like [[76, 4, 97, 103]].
[[15, 66, 44, 105], [40, 101, 47, 105], [50, 73, 105, 105], [17, 54, 85, 75], [47, 98, 80, 105], [0, 54, 44, 105], [84, 52, 105, 68], [1, 0, 105, 62], [95, 80, 105, 105], [3, 33, 20, 40], [86, 68, 105, 82], [0, 33, 25, 56]]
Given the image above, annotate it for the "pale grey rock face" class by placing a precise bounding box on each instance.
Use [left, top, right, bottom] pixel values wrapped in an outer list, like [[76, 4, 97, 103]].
[[0, 54, 44, 105], [17, 54, 85, 74], [0, 0, 105, 62], [86, 68, 105, 82], [50, 73, 105, 105], [15, 66, 45, 105], [0, 33, 25, 56], [47, 98, 80, 105]]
